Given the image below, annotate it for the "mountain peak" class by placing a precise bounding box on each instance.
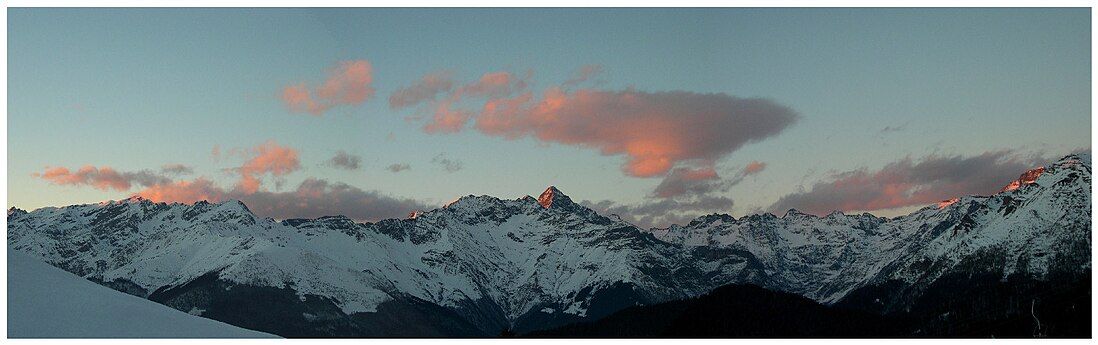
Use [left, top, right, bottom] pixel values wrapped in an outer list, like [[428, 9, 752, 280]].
[[537, 186, 573, 209], [1000, 166, 1046, 192]]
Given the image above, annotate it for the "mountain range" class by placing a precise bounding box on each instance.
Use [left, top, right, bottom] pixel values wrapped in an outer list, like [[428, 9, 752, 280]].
[[7, 153, 1091, 337]]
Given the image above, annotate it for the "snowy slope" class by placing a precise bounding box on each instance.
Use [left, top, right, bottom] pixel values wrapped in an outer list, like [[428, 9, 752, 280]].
[[6, 154, 1091, 336], [7, 250, 276, 338]]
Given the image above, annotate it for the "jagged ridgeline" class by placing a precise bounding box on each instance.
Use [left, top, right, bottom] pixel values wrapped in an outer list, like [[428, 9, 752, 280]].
[[7, 154, 1092, 337]]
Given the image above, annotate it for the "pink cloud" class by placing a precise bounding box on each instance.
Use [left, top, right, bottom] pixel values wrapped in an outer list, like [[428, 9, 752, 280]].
[[281, 60, 375, 116], [281, 84, 328, 115], [137, 178, 225, 204], [476, 88, 798, 177], [36, 165, 170, 192], [38, 140, 428, 221], [768, 151, 1046, 215], [423, 100, 472, 134], [235, 140, 301, 194], [392, 70, 530, 135], [743, 161, 767, 176]]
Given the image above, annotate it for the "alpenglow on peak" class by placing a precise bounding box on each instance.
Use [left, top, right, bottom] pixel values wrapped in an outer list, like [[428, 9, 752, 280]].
[[537, 186, 573, 209]]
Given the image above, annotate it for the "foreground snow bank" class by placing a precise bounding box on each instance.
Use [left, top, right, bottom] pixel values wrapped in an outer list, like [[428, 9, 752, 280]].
[[7, 250, 276, 338]]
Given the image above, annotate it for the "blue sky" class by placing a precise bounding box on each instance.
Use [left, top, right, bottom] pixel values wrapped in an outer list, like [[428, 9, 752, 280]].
[[7, 8, 1091, 227]]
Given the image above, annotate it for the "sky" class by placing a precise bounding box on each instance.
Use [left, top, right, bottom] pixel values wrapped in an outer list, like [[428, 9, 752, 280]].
[[7, 8, 1091, 228]]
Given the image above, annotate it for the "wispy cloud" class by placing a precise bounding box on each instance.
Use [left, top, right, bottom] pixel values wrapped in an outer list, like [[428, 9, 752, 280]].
[[879, 122, 909, 133], [389, 71, 454, 109], [397, 70, 531, 134], [581, 196, 735, 229], [281, 60, 375, 115], [580, 161, 766, 229], [652, 161, 766, 199], [431, 153, 463, 173], [386, 163, 411, 173], [562, 64, 603, 87], [235, 178, 429, 220], [327, 151, 362, 170], [35, 166, 172, 192], [454, 71, 530, 99], [160, 164, 194, 175]]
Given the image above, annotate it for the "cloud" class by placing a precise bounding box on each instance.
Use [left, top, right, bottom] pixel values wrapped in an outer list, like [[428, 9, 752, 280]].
[[768, 151, 1046, 215], [389, 71, 454, 109], [651, 166, 722, 199], [581, 196, 734, 229], [136, 178, 225, 204], [653, 161, 767, 199], [40, 140, 429, 222], [160, 164, 194, 175], [880, 121, 910, 133], [431, 154, 463, 173], [234, 140, 301, 194], [281, 60, 375, 115], [136, 177, 428, 221], [393, 70, 530, 135], [475, 88, 798, 177], [742, 161, 766, 176], [396, 67, 795, 179], [455, 71, 529, 99], [237, 178, 430, 220], [327, 151, 362, 170], [281, 84, 325, 115], [594, 160, 767, 227], [423, 100, 473, 134], [562, 64, 603, 87], [386, 163, 411, 173], [36, 166, 172, 192]]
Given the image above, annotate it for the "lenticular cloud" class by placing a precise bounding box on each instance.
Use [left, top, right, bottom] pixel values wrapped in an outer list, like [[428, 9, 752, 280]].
[[476, 88, 798, 177]]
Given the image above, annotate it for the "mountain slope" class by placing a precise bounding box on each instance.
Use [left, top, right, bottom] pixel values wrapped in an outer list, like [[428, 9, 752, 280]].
[[7, 250, 276, 338], [529, 278, 1090, 338], [527, 283, 898, 338]]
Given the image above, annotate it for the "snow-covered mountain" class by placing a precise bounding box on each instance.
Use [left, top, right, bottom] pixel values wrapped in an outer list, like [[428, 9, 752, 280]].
[[6, 186, 718, 335], [7, 250, 276, 338], [7, 154, 1091, 337], [657, 153, 1091, 307]]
